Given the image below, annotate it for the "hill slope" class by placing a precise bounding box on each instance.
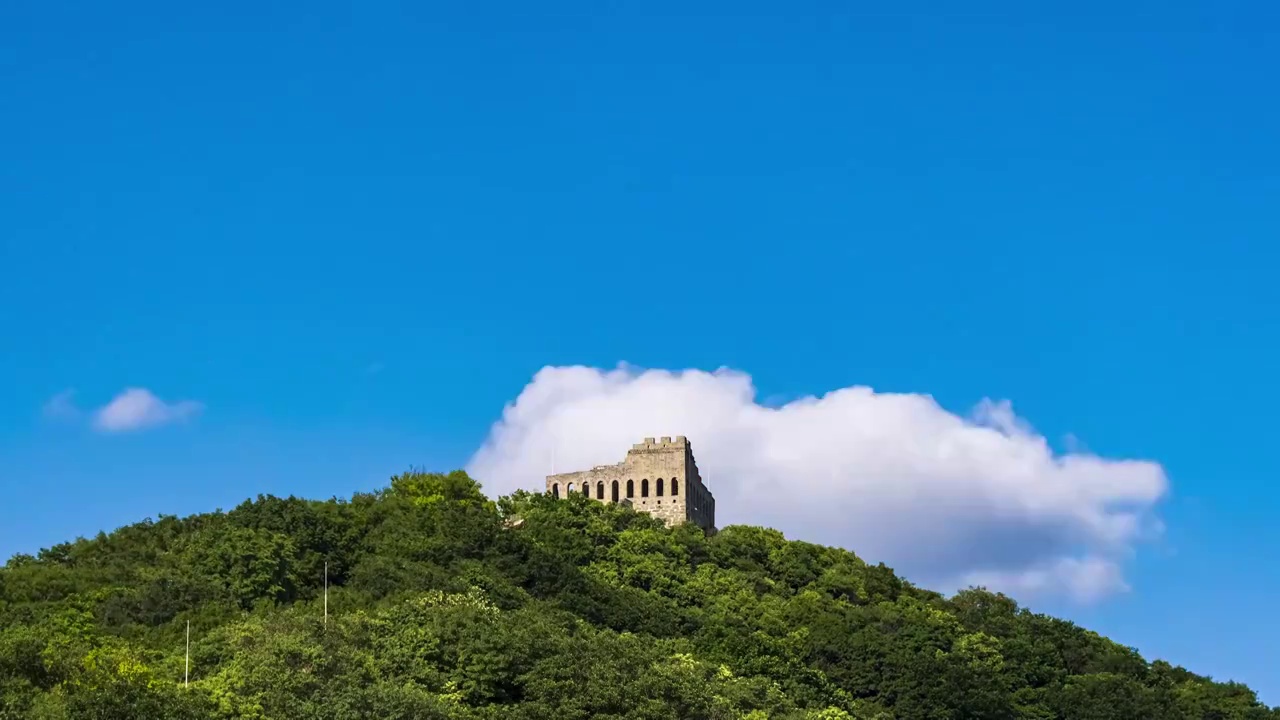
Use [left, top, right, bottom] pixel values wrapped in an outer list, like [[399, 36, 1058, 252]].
[[0, 470, 1272, 719]]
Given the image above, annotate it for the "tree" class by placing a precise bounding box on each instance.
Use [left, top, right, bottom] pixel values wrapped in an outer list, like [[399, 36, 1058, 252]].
[[0, 469, 1273, 719]]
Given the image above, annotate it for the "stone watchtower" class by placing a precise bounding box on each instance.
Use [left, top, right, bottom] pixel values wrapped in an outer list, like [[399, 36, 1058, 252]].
[[545, 436, 716, 532]]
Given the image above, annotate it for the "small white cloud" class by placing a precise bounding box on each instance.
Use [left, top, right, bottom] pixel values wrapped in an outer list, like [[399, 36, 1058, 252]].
[[467, 364, 1169, 604], [42, 389, 82, 422], [92, 388, 203, 433], [961, 556, 1129, 603]]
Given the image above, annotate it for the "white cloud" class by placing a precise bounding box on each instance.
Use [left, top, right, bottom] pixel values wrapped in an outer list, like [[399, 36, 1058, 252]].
[[962, 556, 1129, 604], [42, 389, 82, 421], [466, 364, 1168, 603], [92, 388, 203, 433]]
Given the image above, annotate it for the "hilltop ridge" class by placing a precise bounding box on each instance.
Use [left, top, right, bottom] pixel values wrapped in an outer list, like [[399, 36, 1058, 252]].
[[0, 469, 1273, 719]]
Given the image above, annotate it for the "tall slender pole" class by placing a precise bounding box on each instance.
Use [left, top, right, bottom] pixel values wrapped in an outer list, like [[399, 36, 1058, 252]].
[[184, 620, 190, 688], [324, 561, 328, 627]]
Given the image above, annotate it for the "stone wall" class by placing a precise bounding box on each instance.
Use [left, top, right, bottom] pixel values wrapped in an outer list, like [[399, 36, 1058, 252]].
[[546, 436, 716, 532]]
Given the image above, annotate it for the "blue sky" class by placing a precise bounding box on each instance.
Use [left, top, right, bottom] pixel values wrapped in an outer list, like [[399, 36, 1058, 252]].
[[3, 0, 1278, 702]]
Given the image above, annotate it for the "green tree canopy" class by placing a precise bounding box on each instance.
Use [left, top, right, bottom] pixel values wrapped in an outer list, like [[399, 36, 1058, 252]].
[[0, 470, 1272, 719]]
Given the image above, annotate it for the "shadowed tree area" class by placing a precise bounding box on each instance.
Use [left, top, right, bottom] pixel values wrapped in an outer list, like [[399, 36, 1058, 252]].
[[0, 469, 1273, 719]]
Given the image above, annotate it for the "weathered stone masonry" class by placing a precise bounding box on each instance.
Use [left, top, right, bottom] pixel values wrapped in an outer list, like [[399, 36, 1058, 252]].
[[545, 436, 716, 532]]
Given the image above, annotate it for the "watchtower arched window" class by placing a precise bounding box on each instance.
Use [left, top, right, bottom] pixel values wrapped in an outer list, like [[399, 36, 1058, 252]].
[[567, 482, 575, 494], [582, 483, 591, 496], [596, 481, 605, 499], [626, 479, 634, 497], [611, 480, 619, 502], [671, 479, 679, 496], [656, 478, 664, 496], [641, 479, 649, 497], [552, 483, 560, 499]]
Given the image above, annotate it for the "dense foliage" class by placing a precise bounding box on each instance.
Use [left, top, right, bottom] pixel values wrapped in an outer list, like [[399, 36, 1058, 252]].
[[0, 470, 1272, 719]]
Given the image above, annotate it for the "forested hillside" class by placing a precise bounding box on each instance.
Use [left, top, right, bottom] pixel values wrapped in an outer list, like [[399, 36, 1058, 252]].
[[0, 470, 1272, 719]]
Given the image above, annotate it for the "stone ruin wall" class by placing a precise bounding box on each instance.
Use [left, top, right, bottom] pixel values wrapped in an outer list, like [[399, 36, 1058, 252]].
[[545, 436, 716, 532]]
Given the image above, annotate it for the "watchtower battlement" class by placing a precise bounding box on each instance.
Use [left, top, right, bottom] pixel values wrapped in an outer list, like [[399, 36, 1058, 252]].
[[546, 436, 716, 532], [630, 435, 688, 450]]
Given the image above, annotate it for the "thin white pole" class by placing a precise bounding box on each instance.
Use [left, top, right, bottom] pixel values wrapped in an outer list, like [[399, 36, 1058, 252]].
[[184, 620, 190, 688], [324, 561, 328, 627]]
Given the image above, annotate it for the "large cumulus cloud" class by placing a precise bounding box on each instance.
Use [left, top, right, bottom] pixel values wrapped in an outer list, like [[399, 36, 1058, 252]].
[[467, 365, 1167, 603]]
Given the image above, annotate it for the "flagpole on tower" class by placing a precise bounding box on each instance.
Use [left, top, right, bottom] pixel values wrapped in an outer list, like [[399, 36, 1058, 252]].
[[324, 561, 328, 628]]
